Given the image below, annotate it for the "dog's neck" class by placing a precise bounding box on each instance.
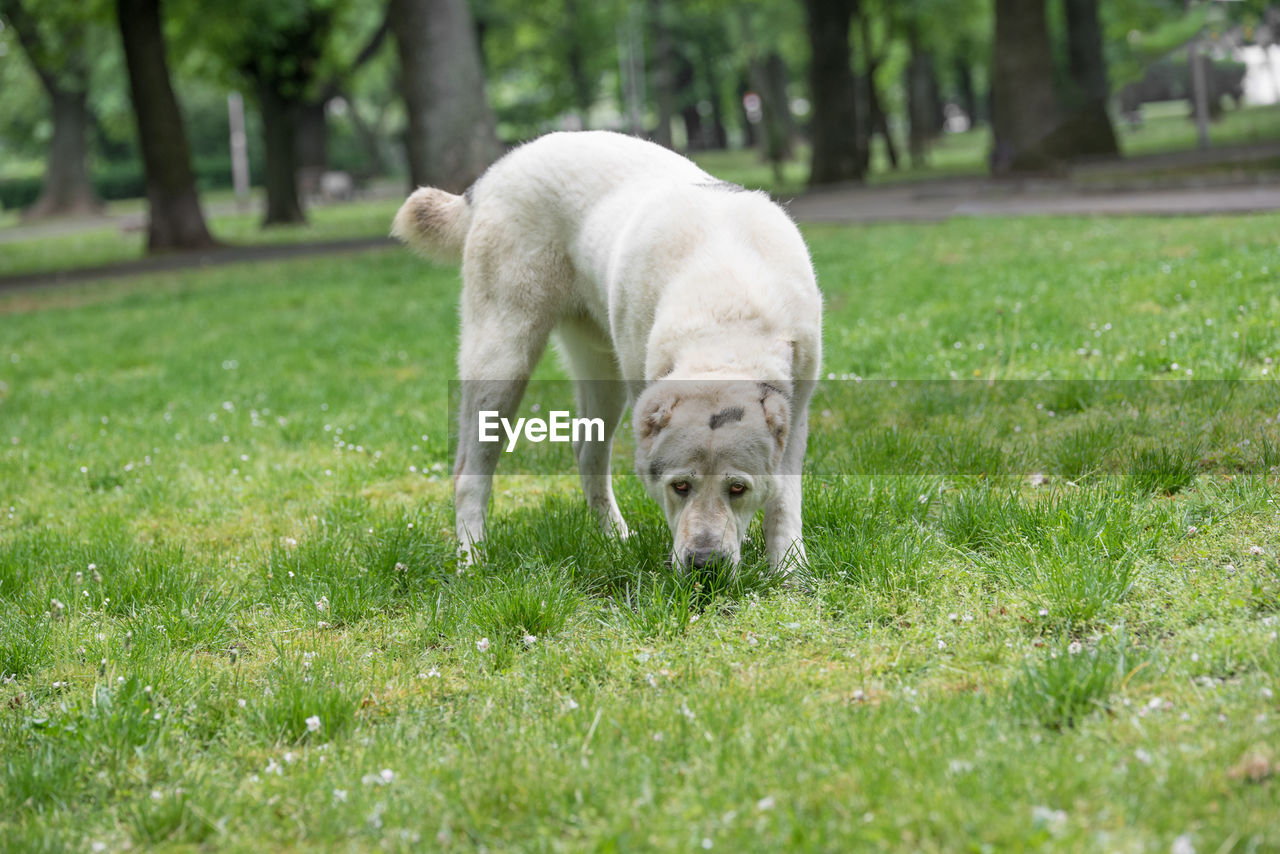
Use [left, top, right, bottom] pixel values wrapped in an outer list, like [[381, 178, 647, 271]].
[[655, 339, 794, 394]]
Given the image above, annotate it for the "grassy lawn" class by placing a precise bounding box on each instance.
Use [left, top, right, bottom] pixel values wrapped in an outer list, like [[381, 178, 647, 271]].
[[2, 213, 1279, 851], [0, 197, 403, 279], [697, 102, 1280, 192], [4, 104, 1278, 281]]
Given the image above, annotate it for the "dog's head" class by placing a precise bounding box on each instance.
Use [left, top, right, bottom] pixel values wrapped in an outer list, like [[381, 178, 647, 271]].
[[633, 379, 790, 571]]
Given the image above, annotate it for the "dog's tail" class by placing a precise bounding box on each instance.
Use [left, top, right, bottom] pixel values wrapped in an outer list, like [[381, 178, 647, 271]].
[[390, 187, 471, 263]]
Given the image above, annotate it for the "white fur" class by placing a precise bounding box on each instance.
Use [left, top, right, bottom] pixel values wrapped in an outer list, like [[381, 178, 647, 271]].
[[392, 131, 823, 571]]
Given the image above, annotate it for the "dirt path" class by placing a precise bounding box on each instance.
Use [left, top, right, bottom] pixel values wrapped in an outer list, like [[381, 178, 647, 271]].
[[785, 178, 1280, 223], [4, 171, 1280, 294], [0, 237, 395, 293]]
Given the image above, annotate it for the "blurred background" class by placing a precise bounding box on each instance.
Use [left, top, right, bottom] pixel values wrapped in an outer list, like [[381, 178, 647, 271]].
[[1, 0, 1279, 267]]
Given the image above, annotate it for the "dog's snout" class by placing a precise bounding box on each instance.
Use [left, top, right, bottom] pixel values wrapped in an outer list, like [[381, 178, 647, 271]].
[[687, 547, 731, 569]]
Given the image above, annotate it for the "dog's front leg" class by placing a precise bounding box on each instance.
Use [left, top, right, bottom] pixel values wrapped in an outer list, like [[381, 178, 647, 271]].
[[764, 474, 805, 572], [764, 382, 812, 574]]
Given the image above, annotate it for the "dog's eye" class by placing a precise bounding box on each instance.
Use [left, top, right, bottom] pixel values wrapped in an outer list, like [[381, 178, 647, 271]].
[[728, 482, 747, 497], [671, 481, 691, 495]]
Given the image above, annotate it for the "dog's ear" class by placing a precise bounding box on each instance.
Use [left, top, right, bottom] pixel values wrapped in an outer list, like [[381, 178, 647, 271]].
[[759, 383, 790, 462], [635, 386, 678, 451]]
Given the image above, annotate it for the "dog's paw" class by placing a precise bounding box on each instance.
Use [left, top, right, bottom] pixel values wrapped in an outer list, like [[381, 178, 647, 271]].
[[456, 542, 482, 572]]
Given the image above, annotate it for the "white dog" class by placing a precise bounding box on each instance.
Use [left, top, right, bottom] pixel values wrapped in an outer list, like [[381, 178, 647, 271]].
[[392, 131, 822, 572]]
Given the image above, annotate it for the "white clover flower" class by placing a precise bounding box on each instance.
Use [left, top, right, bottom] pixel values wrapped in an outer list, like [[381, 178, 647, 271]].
[[1249, 545, 1265, 555], [756, 796, 776, 811], [1031, 805, 1067, 832], [361, 768, 396, 787], [315, 596, 329, 613], [237, 698, 247, 708], [333, 788, 348, 803], [522, 634, 537, 646], [306, 715, 322, 733], [476, 637, 490, 652], [1067, 641, 1083, 655]]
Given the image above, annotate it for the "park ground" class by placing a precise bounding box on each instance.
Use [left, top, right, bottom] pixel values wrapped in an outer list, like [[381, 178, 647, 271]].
[[1, 141, 1280, 850]]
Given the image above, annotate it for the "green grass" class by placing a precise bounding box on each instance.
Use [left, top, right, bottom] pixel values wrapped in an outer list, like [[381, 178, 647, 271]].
[[696, 102, 1280, 192], [0, 196, 402, 278], [1, 212, 1279, 850], [4, 102, 1278, 280]]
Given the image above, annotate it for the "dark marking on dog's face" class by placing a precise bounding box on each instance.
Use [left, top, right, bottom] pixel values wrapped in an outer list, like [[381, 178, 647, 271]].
[[708, 406, 745, 430], [649, 459, 668, 480]]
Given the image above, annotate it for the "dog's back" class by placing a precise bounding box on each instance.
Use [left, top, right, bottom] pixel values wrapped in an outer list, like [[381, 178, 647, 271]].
[[393, 131, 712, 264]]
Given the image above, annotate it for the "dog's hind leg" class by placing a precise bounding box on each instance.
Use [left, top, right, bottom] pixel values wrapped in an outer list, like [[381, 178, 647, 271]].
[[454, 307, 554, 565], [555, 319, 630, 538]]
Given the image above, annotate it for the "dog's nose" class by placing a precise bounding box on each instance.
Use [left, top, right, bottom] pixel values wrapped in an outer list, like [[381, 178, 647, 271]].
[[687, 548, 730, 569]]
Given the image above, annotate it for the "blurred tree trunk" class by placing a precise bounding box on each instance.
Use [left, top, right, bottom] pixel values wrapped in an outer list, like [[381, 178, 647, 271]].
[[296, 98, 328, 199], [1059, 0, 1119, 157], [736, 74, 759, 148], [648, 0, 675, 147], [674, 50, 704, 149], [390, 0, 502, 192], [750, 51, 794, 169], [342, 92, 389, 175], [954, 53, 978, 124], [858, 12, 897, 171], [297, 100, 329, 172], [0, 0, 101, 218], [241, 8, 331, 226], [905, 22, 942, 168], [697, 41, 729, 149], [564, 0, 595, 125], [115, 0, 217, 251], [803, 0, 864, 186], [990, 0, 1062, 173], [257, 82, 306, 224], [297, 16, 389, 185], [30, 89, 101, 219]]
